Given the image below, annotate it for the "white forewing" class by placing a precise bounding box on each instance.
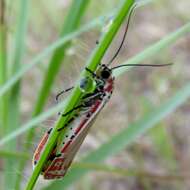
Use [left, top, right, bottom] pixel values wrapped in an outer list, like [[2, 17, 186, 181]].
[[43, 91, 111, 179]]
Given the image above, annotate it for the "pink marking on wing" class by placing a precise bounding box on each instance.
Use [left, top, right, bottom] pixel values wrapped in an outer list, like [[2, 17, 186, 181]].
[[105, 84, 113, 92], [44, 155, 73, 179], [61, 140, 72, 153], [74, 118, 87, 135], [46, 158, 65, 171], [44, 174, 55, 179], [44, 172, 66, 179], [75, 100, 101, 135], [44, 157, 66, 179], [104, 79, 114, 92], [91, 100, 101, 112], [33, 132, 49, 162]]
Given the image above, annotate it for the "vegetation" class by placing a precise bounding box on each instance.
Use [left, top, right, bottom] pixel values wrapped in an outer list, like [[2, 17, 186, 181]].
[[0, 0, 190, 189]]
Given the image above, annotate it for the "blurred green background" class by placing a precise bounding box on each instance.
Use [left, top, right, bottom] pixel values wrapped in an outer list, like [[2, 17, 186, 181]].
[[0, 0, 190, 189]]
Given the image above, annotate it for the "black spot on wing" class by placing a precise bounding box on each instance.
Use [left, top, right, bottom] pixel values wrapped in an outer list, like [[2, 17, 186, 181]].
[[47, 128, 53, 134], [70, 135, 75, 140]]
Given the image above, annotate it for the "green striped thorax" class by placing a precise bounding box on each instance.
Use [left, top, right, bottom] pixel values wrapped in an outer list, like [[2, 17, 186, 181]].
[[79, 76, 97, 94]]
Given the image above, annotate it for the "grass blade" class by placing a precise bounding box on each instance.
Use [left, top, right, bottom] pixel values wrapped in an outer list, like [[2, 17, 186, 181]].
[[4, 0, 29, 189], [0, 100, 66, 146], [72, 162, 190, 181], [43, 82, 190, 190], [149, 124, 176, 169], [0, 150, 29, 159]]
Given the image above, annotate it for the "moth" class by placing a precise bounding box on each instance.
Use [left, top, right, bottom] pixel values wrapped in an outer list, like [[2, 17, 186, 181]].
[[33, 64, 114, 179], [33, 4, 172, 179]]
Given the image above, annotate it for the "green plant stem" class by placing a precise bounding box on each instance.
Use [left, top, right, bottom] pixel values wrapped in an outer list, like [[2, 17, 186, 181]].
[[25, 0, 134, 189]]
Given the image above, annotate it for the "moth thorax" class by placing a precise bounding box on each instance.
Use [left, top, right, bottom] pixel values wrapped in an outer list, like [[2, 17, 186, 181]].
[[79, 76, 96, 93]]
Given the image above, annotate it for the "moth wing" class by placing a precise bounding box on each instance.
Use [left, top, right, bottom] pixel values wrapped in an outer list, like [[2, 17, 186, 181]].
[[43, 87, 113, 179], [43, 100, 105, 179], [32, 128, 52, 168]]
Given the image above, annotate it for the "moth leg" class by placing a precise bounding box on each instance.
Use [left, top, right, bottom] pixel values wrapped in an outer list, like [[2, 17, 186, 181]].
[[85, 67, 99, 79], [56, 86, 74, 115], [59, 92, 100, 119], [55, 86, 74, 103], [57, 116, 76, 131], [61, 104, 87, 117], [85, 92, 105, 105]]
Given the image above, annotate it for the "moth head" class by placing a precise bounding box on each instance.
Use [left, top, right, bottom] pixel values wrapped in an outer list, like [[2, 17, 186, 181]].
[[96, 64, 112, 80]]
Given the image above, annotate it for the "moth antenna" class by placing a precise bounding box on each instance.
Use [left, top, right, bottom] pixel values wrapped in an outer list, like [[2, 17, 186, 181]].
[[55, 87, 74, 102], [111, 63, 173, 70], [107, 4, 137, 66]]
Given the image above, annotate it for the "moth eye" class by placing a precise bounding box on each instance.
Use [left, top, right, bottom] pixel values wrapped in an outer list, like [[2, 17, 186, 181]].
[[70, 135, 75, 139], [101, 70, 110, 79]]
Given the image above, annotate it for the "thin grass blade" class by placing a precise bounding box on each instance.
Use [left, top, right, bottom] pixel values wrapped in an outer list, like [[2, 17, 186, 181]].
[[4, 0, 29, 189], [0, 150, 29, 159], [0, 0, 7, 134]]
